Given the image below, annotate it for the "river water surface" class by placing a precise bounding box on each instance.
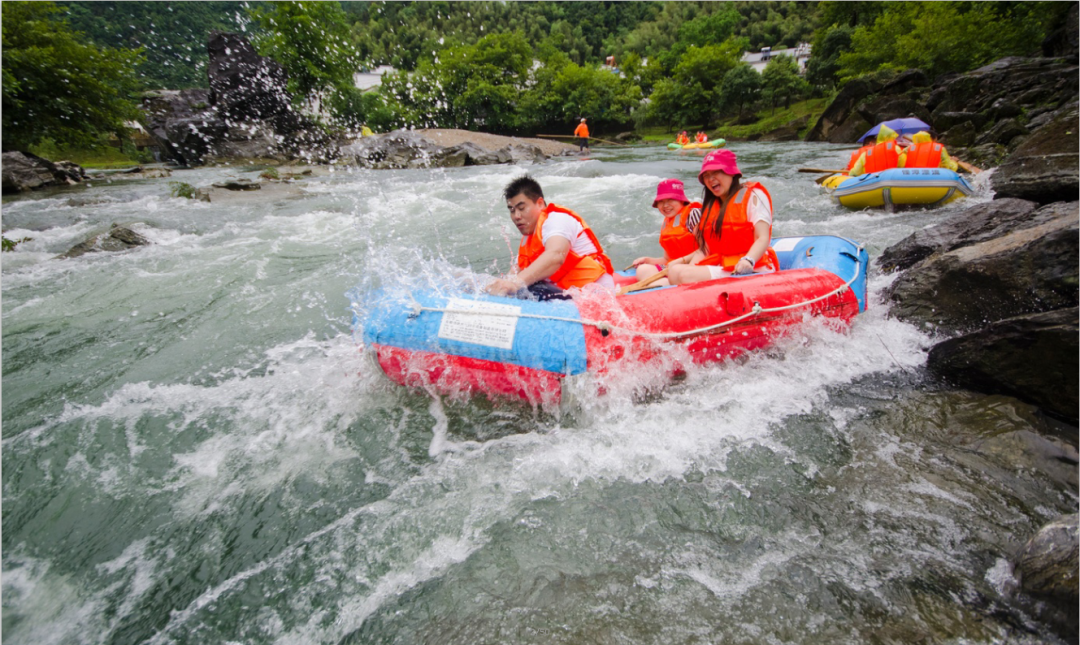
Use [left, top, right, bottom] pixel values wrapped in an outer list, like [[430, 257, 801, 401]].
[[3, 142, 1076, 644]]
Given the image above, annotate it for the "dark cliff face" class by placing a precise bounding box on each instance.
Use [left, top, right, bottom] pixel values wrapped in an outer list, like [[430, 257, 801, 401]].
[[806, 55, 1078, 170]]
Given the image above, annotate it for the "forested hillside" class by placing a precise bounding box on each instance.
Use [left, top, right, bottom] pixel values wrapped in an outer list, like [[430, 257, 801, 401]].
[[4, 1, 1072, 158]]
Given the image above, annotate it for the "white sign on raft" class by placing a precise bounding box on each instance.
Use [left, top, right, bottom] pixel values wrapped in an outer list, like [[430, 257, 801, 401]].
[[437, 298, 520, 350]]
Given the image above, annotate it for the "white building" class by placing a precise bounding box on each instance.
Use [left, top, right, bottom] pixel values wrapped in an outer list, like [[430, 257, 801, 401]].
[[353, 65, 396, 92], [741, 43, 811, 74]]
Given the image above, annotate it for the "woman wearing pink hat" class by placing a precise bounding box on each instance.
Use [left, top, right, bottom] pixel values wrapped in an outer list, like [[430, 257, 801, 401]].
[[630, 178, 703, 283], [661, 149, 778, 286]]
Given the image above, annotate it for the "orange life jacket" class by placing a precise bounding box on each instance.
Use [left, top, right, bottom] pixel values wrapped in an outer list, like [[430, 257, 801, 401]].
[[846, 145, 872, 171], [864, 140, 900, 174], [676, 134, 690, 145], [903, 141, 944, 168], [659, 202, 702, 261], [696, 182, 778, 272], [695, 132, 708, 142], [517, 203, 613, 289], [574, 123, 589, 138]]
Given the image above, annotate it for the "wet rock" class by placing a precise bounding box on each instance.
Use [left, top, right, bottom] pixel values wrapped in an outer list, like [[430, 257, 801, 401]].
[[876, 198, 1039, 272], [991, 103, 1080, 204], [211, 179, 261, 191], [1015, 514, 1079, 607], [805, 76, 886, 142], [974, 118, 1029, 147], [207, 31, 291, 122], [2, 151, 85, 193], [928, 307, 1079, 424], [139, 33, 334, 166], [886, 201, 1078, 333], [931, 111, 988, 133], [59, 224, 152, 259]]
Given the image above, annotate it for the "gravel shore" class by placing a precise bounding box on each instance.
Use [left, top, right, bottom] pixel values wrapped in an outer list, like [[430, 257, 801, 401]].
[[417, 129, 578, 156]]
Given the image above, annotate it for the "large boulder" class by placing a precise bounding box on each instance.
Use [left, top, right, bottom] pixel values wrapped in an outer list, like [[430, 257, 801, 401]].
[[138, 33, 335, 165], [804, 76, 886, 142], [1, 151, 85, 194], [885, 201, 1079, 333], [207, 31, 291, 121], [991, 103, 1080, 204], [876, 198, 1039, 272], [58, 224, 152, 259], [927, 307, 1079, 424]]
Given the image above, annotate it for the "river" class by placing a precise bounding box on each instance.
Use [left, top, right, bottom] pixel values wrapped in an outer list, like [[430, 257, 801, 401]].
[[2, 142, 1075, 644]]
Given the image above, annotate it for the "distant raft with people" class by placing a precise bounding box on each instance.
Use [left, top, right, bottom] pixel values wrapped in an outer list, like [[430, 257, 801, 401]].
[[822, 167, 974, 210], [358, 235, 868, 405], [667, 139, 725, 150]]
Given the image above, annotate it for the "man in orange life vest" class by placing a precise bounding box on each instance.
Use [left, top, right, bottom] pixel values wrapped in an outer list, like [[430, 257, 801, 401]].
[[573, 118, 590, 152], [486, 176, 615, 298]]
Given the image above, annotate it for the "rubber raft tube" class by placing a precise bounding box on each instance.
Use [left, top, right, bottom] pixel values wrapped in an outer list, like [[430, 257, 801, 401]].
[[826, 167, 973, 209], [360, 235, 869, 404], [667, 139, 726, 150]]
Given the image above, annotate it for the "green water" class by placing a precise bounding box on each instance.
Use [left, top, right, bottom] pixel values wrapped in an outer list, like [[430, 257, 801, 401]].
[[2, 143, 1075, 644]]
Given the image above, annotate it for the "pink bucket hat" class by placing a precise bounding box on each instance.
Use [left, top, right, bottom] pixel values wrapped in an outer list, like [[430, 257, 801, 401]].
[[698, 149, 741, 184], [652, 178, 689, 207]]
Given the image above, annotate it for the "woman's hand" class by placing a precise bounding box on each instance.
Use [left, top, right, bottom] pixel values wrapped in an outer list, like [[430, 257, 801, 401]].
[[734, 257, 754, 275], [486, 276, 526, 296], [631, 256, 664, 268]]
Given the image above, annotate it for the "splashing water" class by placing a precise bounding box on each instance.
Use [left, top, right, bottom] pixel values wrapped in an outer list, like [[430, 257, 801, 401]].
[[3, 145, 1074, 645]]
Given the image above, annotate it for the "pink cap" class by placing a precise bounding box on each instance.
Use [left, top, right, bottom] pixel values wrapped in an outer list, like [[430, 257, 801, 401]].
[[697, 149, 741, 184], [652, 178, 689, 207]]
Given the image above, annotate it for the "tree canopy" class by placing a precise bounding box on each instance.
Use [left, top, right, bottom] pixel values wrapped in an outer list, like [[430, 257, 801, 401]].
[[2, 1, 144, 151], [5, 0, 1073, 151]]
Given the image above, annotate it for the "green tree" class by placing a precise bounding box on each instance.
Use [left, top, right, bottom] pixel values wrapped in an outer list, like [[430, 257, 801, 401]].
[[761, 53, 807, 111], [805, 24, 853, 89], [718, 63, 762, 116], [248, 1, 358, 115], [835, 2, 1054, 82], [649, 40, 742, 127], [2, 1, 144, 151], [57, 1, 246, 90]]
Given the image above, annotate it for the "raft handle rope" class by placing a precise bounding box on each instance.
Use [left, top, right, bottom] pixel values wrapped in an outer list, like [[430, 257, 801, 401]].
[[409, 252, 863, 341]]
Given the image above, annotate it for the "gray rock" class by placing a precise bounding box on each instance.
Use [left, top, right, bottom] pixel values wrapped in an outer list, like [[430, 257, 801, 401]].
[[1015, 514, 1079, 605], [876, 197, 1039, 272], [59, 225, 152, 259], [885, 201, 1079, 333], [2, 151, 85, 193], [941, 121, 978, 148], [974, 117, 1028, 146], [804, 76, 886, 142], [992, 103, 1080, 204], [930, 111, 988, 133], [211, 179, 261, 191], [207, 31, 291, 121], [927, 307, 1079, 423]]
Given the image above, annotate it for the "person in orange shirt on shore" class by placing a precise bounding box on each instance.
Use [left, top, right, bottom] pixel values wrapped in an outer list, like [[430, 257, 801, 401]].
[[573, 118, 590, 153]]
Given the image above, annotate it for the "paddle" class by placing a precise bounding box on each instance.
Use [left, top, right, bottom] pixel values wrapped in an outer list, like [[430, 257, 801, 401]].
[[815, 173, 840, 185], [798, 167, 848, 174], [618, 267, 669, 295]]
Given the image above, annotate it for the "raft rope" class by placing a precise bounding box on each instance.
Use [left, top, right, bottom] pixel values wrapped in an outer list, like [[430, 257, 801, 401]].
[[409, 254, 863, 341]]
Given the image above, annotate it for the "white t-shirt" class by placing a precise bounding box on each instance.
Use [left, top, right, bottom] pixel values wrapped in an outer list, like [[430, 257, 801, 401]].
[[746, 188, 773, 226], [540, 211, 600, 256], [536, 211, 615, 291]]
